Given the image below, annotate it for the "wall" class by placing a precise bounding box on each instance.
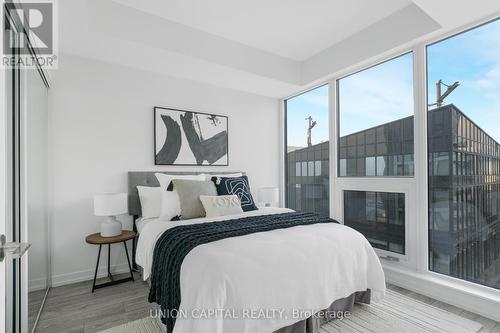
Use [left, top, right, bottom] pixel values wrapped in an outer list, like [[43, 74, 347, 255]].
[[48, 54, 280, 286]]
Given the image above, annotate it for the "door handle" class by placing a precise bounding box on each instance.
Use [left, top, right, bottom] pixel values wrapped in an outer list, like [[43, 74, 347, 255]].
[[0, 234, 31, 262]]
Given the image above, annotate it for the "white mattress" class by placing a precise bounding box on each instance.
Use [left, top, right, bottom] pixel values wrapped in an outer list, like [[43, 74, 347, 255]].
[[135, 208, 386, 333]]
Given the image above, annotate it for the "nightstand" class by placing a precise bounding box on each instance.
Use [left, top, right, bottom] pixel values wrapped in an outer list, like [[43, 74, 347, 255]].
[[85, 230, 136, 292]]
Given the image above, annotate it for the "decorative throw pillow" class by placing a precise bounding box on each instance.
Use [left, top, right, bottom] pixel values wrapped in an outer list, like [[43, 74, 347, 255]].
[[200, 173, 243, 181], [136, 186, 162, 218], [171, 179, 218, 219], [154, 173, 205, 220], [199, 195, 244, 218], [213, 176, 258, 212]]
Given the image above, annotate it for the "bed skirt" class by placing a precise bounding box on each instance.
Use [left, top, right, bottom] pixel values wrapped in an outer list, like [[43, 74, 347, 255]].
[[273, 290, 371, 333]]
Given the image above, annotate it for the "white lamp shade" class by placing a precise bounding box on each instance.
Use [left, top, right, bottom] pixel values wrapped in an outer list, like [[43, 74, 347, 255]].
[[93, 193, 128, 216], [258, 187, 279, 204]]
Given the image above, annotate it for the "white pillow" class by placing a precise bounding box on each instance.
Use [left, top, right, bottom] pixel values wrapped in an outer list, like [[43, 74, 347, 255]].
[[199, 195, 244, 218], [154, 173, 205, 220], [136, 186, 162, 218], [201, 173, 243, 181]]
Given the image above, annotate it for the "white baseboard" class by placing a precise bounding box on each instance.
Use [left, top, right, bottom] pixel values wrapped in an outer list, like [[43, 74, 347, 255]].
[[384, 265, 500, 322], [29, 278, 48, 292], [51, 262, 132, 288]]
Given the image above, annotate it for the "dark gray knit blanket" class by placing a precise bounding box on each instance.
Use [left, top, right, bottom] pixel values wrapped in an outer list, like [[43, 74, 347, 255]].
[[148, 211, 338, 332]]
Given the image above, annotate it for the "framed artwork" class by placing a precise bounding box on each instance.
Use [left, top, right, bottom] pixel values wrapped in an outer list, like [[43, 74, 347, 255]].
[[154, 107, 228, 165]]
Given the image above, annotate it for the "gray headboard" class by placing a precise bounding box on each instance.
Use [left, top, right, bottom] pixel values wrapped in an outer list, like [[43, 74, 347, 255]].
[[127, 171, 245, 217]]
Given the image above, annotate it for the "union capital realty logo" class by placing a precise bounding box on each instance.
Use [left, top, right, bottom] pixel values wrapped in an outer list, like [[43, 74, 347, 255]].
[[2, 0, 58, 68]]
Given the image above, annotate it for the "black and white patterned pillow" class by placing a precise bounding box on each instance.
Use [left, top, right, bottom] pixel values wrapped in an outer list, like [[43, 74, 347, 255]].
[[212, 176, 258, 212]]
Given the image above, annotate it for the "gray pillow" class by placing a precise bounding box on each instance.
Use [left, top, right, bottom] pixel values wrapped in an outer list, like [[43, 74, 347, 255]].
[[199, 195, 243, 218], [171, 179, 217, 219]]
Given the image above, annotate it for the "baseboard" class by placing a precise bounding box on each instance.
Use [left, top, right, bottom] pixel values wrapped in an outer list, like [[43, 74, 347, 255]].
[[28, 278, 48, 292], [51, 262, 131, 287], [384, 265, 500, 322]]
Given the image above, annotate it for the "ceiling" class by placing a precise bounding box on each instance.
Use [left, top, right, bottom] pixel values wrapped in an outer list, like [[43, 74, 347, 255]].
[[110, 0, 412, 61], [57, 0, 500, 98]]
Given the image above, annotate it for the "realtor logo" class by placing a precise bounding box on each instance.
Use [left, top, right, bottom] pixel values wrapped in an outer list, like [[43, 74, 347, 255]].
[[2, 0, 58, 68]]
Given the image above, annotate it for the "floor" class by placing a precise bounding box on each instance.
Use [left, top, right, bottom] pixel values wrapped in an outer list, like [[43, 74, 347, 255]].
[[28, 289, 47, 332], [34, 273, 500, 333]]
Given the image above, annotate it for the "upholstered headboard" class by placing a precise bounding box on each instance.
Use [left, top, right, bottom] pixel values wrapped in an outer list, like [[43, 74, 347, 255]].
[[127, 171, 245, 217]]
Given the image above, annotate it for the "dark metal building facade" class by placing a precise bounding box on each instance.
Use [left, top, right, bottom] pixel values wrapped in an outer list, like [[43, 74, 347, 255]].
[[286, 141, 330, 217], [286, 104, 500, 289], [428, 105, 500, 289]]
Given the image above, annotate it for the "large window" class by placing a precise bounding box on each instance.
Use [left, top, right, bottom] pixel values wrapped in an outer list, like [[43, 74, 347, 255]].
[[427, 19, 500, 290], [338, 53, 414, 177], [283, 17, 500, 297], [336, 53, 414, 257], [285, 85, 329, 217]]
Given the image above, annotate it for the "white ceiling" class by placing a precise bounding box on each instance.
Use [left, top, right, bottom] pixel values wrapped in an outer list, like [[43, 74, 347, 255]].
[[111, 0, 412, 61], [57, 0, 500, 98]]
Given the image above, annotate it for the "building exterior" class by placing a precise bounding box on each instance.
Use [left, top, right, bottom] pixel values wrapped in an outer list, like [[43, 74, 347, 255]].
[[428, 105, 500, 289], [286, 104, 500, 289], [286, 141, 330, 218]]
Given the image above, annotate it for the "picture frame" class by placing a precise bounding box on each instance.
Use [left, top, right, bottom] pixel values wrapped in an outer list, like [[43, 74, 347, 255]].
[[154, 106, 229, 166]]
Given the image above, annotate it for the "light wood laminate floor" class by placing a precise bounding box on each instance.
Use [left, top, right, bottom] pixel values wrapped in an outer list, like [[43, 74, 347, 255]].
[[34, 273, 500, 333]]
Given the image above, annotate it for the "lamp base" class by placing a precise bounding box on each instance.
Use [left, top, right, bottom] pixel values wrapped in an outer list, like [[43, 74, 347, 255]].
[[100, 216, 122, 237]]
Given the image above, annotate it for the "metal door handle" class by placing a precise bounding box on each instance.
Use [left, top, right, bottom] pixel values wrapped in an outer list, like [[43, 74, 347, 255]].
[[0, 234, 30, 262]]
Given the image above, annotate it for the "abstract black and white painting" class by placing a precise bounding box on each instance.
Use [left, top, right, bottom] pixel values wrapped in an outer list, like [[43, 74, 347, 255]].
[[154, 107, 228, 165]]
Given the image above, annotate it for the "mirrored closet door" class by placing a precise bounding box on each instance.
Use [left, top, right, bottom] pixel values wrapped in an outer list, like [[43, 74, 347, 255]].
[[24, 66, 50, 333], [3, 5, 51, 331]]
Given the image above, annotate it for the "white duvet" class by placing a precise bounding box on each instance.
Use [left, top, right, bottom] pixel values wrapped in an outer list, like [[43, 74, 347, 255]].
[[136, 208, 386, 333]]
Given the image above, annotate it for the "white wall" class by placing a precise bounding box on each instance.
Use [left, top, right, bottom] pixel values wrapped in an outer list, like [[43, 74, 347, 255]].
[[48, 54, 280, 286]]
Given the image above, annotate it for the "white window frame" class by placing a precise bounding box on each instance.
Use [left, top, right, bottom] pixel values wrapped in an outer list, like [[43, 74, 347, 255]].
[[280, 13, 500, 321], [331, 51, 419, 270]]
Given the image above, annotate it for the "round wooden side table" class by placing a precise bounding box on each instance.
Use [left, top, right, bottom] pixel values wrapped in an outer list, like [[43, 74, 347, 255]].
[[85, 230, 136, 292]]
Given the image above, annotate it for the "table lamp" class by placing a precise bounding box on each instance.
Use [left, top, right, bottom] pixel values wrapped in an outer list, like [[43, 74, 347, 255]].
[[93, 193, 127, 237]]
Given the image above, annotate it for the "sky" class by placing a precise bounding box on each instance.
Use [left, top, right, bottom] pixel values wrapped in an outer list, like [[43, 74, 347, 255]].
[[286, 18, 500, 146], [286, 84, 329, 147], [428, 19, 500, 142]]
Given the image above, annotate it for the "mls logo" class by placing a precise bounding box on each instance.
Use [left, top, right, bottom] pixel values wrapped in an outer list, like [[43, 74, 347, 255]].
[[3, 1, 54, 55]]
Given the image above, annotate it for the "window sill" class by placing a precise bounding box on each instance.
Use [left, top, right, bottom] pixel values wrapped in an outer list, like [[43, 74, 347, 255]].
[[383, 264, 500, 322]]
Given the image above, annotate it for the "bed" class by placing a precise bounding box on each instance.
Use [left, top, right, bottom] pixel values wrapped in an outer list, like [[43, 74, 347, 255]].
[[128, 171, 386, 333]]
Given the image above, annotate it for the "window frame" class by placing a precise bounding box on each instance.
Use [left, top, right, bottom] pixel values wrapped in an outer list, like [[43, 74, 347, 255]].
[[332, 50, 419, 269], [424, 17, 500, 293], [336, 51, 416, 179], [283, 83, 331, 216], [280, 14, 500, 304]]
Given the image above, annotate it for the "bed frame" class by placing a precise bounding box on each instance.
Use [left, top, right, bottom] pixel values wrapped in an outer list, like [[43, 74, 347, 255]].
[[127, 171, 244, 269]]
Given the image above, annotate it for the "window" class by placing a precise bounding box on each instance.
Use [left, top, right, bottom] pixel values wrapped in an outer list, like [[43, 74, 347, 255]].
[[285, 85, 329, 217], [335, 53, 414, 258], [315, 160, 322, 177], [344, 191, 405, 254], [427, 19, 500, 290], [338, 53, 414, 177], [284, 17, 500, 299]]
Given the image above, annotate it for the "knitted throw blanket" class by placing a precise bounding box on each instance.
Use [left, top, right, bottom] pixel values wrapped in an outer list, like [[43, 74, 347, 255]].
[[148, 211, 338, 332]]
